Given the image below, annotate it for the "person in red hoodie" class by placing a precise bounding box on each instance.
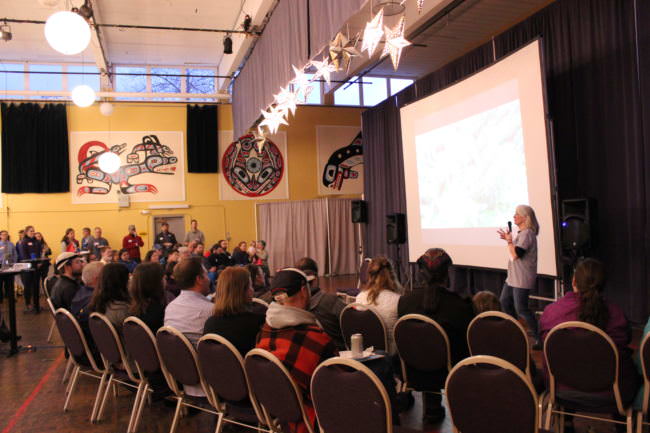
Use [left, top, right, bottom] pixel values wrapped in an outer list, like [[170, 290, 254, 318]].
[[122, 225, 144, 263]]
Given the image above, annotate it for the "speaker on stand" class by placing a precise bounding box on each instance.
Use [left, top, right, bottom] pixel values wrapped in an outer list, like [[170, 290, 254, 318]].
[[386, 213, 406, 282], [351, 200, 368, 279], [560, 198, 597, 283]]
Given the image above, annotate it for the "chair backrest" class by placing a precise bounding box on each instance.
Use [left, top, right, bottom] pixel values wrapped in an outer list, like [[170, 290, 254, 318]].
[[311, 358, 393, 433], [446, 355, 540, 433], [339, 303, 387, 351], [251, 298, 269, 314], [244, 348, 313, 431], [44, 275, 58, 299], [639, 331, 650, 415], [394, 314, 451, 377], [357, 258, 372, 288], [54, 308, 101, 372], [467, 311, 530, 375], [198, 334, 264, 421], [156, 326, 209, 398], [89, 312, 137, 380], [544, 321, 624, 414]]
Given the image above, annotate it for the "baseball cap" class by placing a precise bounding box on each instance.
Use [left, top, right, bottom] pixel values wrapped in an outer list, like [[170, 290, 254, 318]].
[[271, 268, 311, 297], [55, 252, 83, 271]]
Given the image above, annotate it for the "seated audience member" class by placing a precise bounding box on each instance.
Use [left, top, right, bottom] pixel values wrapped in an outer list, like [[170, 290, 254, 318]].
[[166, 250, 180, 264], [246, 263, 269, 299], [177, 246, 192, 262], [164, 257, 213, 397], [295, 257, 347, 350], [355, 256, 402, 354], [99, 246, 114, 264], [187, 241, 197, 255], [88, 263, 130, 335], [540, 258, 640, 408], [70, 261, 104, 318], [50, 252, 85, 310], [144, 249, 162, 263], [118, 249, 137, 273], [257, 268, 337, 433], [203, 267, 265, 356], [472, 290, 502, 314], [163, 261, 180, 303], [397, 249, 474, 424], [193, 242, 205, 257], [231, 241, 250, 266], [130, 262, 166, 332]]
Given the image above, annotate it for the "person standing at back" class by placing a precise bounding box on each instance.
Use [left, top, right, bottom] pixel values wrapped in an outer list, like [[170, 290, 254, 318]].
[[183, 219, 205, 245], [89, 227, 109, 261], [80, 227, 92, 251], [122, 224, 144, 263], [156, 222, 177, 259], [17, 225, 42, 313], [0, 230, 17, 304], [61, 228, 80, 253]]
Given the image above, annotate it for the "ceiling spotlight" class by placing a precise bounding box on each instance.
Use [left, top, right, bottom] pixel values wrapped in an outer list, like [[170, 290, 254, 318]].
[[0, 23, 11, 42], [223, 34, 233, 54], [71, 84, 96, 107], [242, 14, 252, 33], [44, 10, 91, 55]]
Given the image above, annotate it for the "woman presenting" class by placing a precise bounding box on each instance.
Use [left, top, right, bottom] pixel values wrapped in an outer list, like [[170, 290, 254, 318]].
[[497, 204, 540, 348]]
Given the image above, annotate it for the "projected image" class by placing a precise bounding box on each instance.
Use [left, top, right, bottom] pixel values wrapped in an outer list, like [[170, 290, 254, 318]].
[[415, 99, 529, 229]]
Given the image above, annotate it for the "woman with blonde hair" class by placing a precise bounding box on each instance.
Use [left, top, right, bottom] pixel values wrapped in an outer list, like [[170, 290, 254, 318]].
[[497, 204, 540, 348], [355, 256, 402, 354], [203, 267, 264, 355]]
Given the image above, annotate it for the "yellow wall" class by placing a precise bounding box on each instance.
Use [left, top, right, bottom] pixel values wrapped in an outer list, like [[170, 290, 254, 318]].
[[0, 103, 363, 253]]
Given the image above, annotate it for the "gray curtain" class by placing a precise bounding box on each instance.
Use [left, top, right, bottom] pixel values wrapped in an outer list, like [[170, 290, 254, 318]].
[[258, 199, 328, 276], [327, 198, 360, 275], [308, 0, 367, 57]]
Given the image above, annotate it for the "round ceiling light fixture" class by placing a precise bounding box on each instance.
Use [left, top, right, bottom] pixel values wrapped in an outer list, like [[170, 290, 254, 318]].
[[71, 84, 96, 107], [372, 1, 405, 16], [99, 102, 114, 116], [98, 152, 121, 174], [44, 10, 91, 55]]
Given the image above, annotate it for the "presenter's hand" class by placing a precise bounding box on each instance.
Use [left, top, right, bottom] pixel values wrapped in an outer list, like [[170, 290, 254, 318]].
[[496, 229, 513, 243]]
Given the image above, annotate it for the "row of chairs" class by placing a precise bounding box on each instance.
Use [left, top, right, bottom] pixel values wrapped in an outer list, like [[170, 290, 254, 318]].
[[340, 303, 649, 433]]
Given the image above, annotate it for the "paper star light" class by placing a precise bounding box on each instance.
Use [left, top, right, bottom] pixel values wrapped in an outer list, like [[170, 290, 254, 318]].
[[329, 32, 361, 72], [258, 106, 288, 135], [400, 0, 425, 13], [361, 8, 384, 57], [310, 58, 337, 85], [274, 86, 298, 117], [382, 16, 412, 71], [290, 65, 313, 103]]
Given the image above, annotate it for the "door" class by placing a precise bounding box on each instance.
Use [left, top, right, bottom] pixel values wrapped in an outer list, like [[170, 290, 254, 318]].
[[153, 215, 186, 246]]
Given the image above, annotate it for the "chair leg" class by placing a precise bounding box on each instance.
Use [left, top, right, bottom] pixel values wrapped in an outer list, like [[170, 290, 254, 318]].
[[97, 374, 114, 422], [62, 357, 74, 384], [627, 408, 634, 433], [637, 411, 643, 433], [169, 398, 183, 433], [214, 413, 224, 433], [132, 385, 149, 433], [63, 366, 80, 412], [47, 320, 55, 343], [127, 382, 145, 433], [558, 411, 565, 433], [91, 372, 109, 423]]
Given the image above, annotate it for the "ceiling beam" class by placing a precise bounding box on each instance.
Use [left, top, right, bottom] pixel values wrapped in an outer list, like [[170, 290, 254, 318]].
[[85, 0, 113, 91]]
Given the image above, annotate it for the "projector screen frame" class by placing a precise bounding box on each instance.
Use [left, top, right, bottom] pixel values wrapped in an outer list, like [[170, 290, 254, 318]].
[[399, 37, 562, 279]]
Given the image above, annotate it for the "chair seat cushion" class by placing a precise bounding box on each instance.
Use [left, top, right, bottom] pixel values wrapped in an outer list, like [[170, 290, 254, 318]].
[[557, 391, 621, 414], [226, 400, 260, 425], [394, 426, 424, 433]]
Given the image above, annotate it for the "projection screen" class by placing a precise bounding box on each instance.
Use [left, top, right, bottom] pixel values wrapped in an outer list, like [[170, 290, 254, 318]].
[[400, 40, 557, 276]]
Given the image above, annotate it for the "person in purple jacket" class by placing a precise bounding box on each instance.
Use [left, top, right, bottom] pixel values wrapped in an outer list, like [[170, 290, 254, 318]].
[[540, 258, 640, 415], [17, 225, 42, 313]]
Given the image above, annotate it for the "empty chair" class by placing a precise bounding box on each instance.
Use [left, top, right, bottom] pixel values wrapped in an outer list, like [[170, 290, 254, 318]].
[[636, 331, 650, 433], [446, 355, 550, 433], [339, 303, 387, 351], [467, 311, 532, 378], [244, 348, 316, 433], [156, 326, 220, 433], [311, 357, 421, 433], [88, 313, 141, 430], [122, 317, 172, 433], [544, 321, 634, 433], [197, 334, 271, 432], [54, 308, 105, 422]]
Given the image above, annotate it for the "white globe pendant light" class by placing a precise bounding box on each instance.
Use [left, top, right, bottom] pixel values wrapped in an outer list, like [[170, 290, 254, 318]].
[[98, 152, 121, 174], [99, 102, 114, 116], [44, 11, 91, 55], [71, 84, 96, 107]]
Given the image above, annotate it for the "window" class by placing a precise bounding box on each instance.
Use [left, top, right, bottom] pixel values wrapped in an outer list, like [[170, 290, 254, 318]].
[[390, 78, 413, 95], [67, 65, 100, 91], [151, 67, 182, 93], [294, 74, 322, 105], [29, 64, 63, 99], [115, 66, 146, 99], [187, 68, 215, 94], [362, 76, 388, 106], [0, 63, 24, 98], [334, 76, 361, 106]]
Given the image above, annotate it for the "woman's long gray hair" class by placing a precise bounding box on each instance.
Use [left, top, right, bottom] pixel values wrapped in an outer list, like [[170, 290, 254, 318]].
[[516, 204, 539, 235]]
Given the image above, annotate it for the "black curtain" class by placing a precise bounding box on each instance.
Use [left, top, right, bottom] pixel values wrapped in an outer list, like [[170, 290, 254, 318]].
[[362, 0, 649, 322], [187, 104, 219, 173], [1, 103, 69, 193]]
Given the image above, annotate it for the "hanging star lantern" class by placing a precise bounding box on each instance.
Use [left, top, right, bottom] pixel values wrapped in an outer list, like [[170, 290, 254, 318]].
[[361, 8, 384, 57], [310, 58, 337, 85], [400, 0, 424, 13], [290, 65, 314, 103], [274, 85, 298, 117], [329, 32, 361, 72], [382, 16, 411, 71], [258, 105, 288, 135]]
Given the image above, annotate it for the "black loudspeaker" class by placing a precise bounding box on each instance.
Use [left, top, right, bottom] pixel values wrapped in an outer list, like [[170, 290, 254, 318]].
[[386, 213, 406, 244], [561, 198, 597, 252], [351, 200, 368, 223]]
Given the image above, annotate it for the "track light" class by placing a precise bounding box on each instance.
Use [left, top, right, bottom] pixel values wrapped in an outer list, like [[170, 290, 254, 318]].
[[0, 22, 12, 42], [242, 14, 252, 33], [76, 0, 93, 20], [223, 34, 233, 54]]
